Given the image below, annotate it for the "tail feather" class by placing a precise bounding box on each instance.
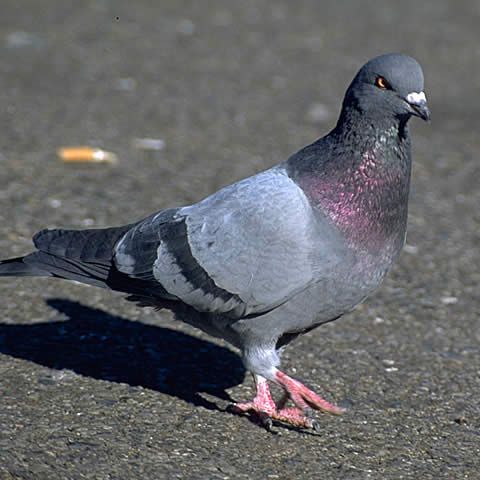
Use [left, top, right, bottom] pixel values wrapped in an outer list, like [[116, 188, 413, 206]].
[[33, 225, 133, 265], [0, 255, 49, 277], [0, 224, 134, 288]]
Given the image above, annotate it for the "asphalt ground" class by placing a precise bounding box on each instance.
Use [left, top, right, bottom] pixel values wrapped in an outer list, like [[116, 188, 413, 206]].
[[0, 1, 479, 479]]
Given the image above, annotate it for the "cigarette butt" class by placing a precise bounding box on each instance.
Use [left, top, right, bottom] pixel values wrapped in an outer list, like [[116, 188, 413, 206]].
[[57, 147, 118, 164]]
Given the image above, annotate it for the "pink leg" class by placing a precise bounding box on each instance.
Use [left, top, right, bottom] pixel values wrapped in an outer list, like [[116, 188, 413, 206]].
[[230, 371, 344, 430], [231, 374, 276, 416], [231, 375, 317, 429], [275, 370, 345, 415]]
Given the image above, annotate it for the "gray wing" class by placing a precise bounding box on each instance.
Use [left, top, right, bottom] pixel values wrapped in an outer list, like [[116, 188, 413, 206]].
[[114, 167, 327, 317]]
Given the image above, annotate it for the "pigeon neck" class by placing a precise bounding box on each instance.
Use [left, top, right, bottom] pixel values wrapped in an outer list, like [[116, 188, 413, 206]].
[[291, 111, 412, 254], [334, 103, 409, 141]]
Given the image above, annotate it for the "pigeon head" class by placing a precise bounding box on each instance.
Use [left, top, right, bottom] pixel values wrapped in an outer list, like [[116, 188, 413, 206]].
[[341, 53, 430, 124]]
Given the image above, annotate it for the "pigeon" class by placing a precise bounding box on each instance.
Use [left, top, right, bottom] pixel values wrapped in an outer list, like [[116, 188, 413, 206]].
[[0, 53, 429, 430]]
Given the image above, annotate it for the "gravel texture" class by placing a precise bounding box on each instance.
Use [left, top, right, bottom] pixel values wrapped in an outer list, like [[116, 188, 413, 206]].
[[0, 1, 479, 479]]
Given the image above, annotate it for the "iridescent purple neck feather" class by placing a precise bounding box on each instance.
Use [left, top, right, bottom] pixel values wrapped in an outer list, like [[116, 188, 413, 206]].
[[287, 106, 412, 256]]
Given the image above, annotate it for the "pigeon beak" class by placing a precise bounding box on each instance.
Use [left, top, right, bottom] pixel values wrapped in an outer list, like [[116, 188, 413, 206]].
[[405, 91, 431, 122]]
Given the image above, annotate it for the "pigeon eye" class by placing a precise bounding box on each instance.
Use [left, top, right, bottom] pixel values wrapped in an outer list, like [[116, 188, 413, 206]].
[[375, 76, 391, 90]]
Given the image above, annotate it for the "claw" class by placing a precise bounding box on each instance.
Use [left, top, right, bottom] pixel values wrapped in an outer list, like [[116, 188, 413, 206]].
[[258, 413, 273, 431], [311, 419, 322, 432]]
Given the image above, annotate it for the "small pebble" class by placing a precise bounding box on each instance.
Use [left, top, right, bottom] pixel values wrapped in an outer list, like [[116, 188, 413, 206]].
[[114, 77, 137, 91], [403, 244, 418, 254], [48, 198, 62, 208], [306, 103, 330, 123], [132, 137, 166, 151], [177, 19, 195, 36], [5, 31, 43, 49], [441, 296, 458, 305]]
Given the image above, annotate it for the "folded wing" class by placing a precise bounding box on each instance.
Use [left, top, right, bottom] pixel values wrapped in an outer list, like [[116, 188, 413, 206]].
[[114, 168, 321, 318]]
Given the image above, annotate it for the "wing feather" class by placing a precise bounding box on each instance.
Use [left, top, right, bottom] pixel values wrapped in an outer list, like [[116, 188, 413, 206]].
[[115, 168, 326, 317]]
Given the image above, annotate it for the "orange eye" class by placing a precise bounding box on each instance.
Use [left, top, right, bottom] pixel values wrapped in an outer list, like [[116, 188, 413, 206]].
[[375, 76, 390, 89]]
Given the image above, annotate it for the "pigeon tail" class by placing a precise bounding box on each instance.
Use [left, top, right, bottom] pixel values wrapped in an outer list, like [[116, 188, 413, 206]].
[[0, 255, 49, 277], [0, 224, 133, 288]]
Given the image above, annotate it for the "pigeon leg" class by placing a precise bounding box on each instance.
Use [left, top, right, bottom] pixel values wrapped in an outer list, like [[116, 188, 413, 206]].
[[231, 375, 322, 430], [231, 374, 277, 416], [274, 369, 345, 415]]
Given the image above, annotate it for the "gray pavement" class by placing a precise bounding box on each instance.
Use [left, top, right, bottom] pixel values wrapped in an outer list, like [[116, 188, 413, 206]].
[[0, 1, 479, 479]]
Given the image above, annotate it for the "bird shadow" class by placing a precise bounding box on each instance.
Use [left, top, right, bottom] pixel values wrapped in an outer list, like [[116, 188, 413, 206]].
[[0, 298, 245, 410]]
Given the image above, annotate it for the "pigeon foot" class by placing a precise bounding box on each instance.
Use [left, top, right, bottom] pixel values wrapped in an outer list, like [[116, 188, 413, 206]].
[[231, 399, 317, 430], [230, 373, 338, 430]]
